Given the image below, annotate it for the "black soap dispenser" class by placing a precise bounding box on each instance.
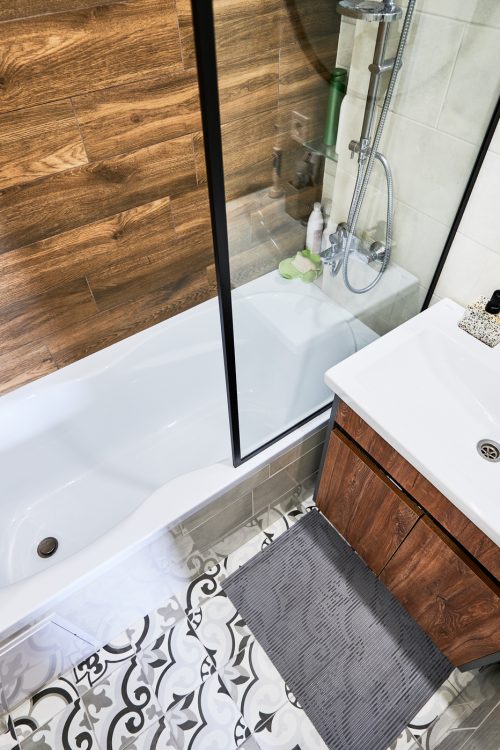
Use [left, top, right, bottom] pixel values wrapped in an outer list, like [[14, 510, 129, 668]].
[[485, 290, 500, 314]]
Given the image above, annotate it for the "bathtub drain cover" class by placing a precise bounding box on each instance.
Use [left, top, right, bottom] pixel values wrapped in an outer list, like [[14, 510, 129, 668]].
[[477, 439, 500, 462], [37, 536, 59, 558]]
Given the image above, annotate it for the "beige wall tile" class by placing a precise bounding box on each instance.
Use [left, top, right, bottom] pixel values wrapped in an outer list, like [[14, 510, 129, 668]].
[[435, 233, 500, 307], [390, 11, 464, 128], [409, 0, 500, 29], [458, 150, 500, 253], [437, 23, 500, 145]]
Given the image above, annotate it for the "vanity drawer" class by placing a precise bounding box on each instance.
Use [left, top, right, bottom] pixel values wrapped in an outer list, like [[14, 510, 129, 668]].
[[336, 402, 500, 581], [316, 428, 421, 575], [380, 516, 500, 667]]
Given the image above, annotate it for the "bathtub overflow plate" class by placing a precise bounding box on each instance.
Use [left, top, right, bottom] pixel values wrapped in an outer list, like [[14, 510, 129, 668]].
[[476, 439, 500, 463], [37, 536, 59, 558]]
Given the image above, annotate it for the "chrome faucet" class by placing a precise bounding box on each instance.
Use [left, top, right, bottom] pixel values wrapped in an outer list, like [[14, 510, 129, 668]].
[[320, 221, 388, 277], [320, 223, 349, 277]]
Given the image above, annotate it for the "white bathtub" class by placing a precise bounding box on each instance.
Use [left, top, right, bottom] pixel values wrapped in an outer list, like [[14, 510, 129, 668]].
[[0, 271, 376, 641]]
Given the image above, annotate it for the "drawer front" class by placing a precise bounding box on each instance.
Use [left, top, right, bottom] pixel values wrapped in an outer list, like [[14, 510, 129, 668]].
[[380, 517, 500, 667], [316, 429, 421, 575], [336, 402, 500, 581]]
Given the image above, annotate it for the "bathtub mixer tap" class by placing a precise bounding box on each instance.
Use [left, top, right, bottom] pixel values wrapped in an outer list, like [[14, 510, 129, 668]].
[[320, 222, 387, 277]]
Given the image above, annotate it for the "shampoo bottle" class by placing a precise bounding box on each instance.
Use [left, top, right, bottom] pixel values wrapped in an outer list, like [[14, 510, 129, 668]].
[[306, 202, 324, 253]]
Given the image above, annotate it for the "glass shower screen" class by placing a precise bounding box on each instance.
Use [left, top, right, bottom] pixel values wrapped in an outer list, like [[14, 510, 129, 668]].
[[193, 0, 344, 462]]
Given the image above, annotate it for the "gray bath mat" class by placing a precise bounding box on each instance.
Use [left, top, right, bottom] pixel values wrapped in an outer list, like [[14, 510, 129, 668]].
[[223, 509, 452, 750]]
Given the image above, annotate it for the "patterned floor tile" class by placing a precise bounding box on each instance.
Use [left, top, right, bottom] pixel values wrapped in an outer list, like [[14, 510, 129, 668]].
[[9, 674, 82, 743], [387, 727, 422, 750], [127, 595, 184, 653], [251, 700, 328, 750], [177, 562, 226, 614], [408, 677, 459, 741], [239, 738, 261, 750], [187, 590, 253, 671], [448, 669, 477, 698], [83, 655, 163, 750], [221, 636, 289, 733], [140, 618, 215, 713], [16, 699, 96, 750], [418, 667, 500, 750], [166, 671, 250, 750], [71, 630, 136, 693], [0, 718, 17, 750], [126, 715, 178, 750]]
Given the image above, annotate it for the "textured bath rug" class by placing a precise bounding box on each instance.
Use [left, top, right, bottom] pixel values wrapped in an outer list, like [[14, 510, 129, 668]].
[[222, 509, 452, 750]]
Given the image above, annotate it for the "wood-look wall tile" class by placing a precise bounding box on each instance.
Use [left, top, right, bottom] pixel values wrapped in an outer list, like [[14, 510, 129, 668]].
[[0, 344, 56, 395], [221, 109, 278, 174], [0, 278, 97, 355], [73, 71, 201, 161], [214, 6, 281, 67], [0, 0, 182, 115], [0, 0, 124, 23], [46, 270, 214, 367], [279, 0, 341, 48], [221, 109, 277, 200], [88, 241, 213, 312], [278, 35, 338, 107], [219, 51, 279, 125], [192, 132, 207, 186], [0, 198, 174, 305], [170, 185, 212, 240], [0, 135, 196, 253], [175, 0, 196, 69], [0, 99, 87, 190], [214, 0, 281, 22]]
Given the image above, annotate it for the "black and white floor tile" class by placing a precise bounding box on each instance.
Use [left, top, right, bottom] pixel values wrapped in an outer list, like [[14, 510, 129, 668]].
[[126, 716, 177, 750], [83, 655, 163, 750], [252, 700, 328, 750], [166, 671, 250, 750], [1, 491, 498, 750], [8, 674, 82, 744], [127, 596, 184, 655], [15, 698, 97, 750], [221, 636, 290, 734], [186, 591, 253, 671], [139, 619, 215, 713]]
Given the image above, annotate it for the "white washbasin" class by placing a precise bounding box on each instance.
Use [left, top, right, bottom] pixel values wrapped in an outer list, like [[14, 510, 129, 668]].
[[325, 298, 500, 546]]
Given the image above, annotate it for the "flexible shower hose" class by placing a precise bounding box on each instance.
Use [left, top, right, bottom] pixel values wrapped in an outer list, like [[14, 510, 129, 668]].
[[343, 0, 416, 294]]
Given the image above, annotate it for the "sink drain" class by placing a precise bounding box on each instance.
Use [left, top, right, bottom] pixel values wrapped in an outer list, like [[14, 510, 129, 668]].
[[476, 439, 500, 463], [37, 536, 59, 558]]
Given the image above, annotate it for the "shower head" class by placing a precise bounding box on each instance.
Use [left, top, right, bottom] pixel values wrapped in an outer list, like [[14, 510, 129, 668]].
[[337, 0, 402, 22]]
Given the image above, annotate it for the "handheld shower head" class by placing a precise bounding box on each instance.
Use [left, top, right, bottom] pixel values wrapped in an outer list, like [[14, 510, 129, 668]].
[[337, 0, 402, 22]]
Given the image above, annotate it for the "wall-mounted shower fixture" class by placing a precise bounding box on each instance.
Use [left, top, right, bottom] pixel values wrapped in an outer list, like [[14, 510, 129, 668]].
[[321, 0, 416, 293]]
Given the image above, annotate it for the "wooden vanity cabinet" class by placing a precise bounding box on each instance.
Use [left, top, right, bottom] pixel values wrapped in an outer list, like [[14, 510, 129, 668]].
[[317, 401, 500, 668], [381, 517, 500, 667], [316, 429, 422, 575]]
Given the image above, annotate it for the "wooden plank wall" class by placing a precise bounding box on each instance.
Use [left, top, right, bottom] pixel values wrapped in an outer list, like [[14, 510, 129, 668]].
[[0, 0, 213, 393], [0, 0, 339, 394], [216, 0, 340, 201]]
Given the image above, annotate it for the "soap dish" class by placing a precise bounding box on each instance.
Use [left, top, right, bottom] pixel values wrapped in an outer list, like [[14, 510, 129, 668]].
[[458, 296, 500, 347]]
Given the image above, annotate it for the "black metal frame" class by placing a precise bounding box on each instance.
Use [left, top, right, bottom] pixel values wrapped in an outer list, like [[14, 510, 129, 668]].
[[191, 0, 242, 464], [422, 95, 500, 309]]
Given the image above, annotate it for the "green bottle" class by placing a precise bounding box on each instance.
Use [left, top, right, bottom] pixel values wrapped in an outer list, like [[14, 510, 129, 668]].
[[323, 68, 347, 148]]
